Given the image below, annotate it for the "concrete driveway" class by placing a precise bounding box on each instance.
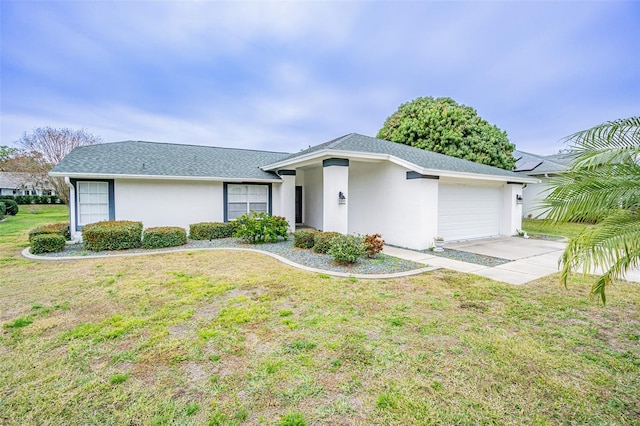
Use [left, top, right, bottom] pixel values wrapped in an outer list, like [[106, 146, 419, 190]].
[[386, 236, 640, 285], [446, 236, 566, 261]]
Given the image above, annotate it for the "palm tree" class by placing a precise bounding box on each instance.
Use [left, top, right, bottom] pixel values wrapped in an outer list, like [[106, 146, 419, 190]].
[[543, 116, 640, 303]]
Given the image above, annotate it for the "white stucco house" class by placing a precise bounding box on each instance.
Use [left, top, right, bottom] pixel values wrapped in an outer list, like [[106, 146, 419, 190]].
[[0, 172, 55, 196], [513, 150, 570, 219], [50, 133, 537, 250]]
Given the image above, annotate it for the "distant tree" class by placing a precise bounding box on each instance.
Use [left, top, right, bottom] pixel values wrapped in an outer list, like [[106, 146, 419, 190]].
[[542, 116, 640, 303], [16, 127, 102, 204], [377, 97, 516, 170], [0, 146, 20, 165]]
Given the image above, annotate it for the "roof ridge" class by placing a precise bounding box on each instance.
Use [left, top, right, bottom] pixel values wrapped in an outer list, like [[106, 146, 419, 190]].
[[100, 140, 290, 155]]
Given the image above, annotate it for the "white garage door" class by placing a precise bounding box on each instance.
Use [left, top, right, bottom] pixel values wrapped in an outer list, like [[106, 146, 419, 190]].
[[438, 184, 502, 241]]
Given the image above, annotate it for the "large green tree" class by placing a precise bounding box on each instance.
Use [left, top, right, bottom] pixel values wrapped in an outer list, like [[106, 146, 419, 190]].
[[543, 116, 640, 303], [377, 97, 515, 170]]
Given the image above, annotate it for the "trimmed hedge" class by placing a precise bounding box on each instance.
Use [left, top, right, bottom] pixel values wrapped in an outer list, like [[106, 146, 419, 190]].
[[313, 232, 341, 254], [0, 195, 61, 204], [189, 221, 239, 240], [142, 227, 188, 249], [293, 229, 318, 249], [82, 220, 143, 251], [3, 199, 19, 216], [0, 202, 4, 220], [29, 223, 71, 242], [30, 234, 66, 254]]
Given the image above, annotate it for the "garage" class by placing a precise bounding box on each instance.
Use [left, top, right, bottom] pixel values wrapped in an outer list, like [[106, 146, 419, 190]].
[[438, 183, 502, 241]]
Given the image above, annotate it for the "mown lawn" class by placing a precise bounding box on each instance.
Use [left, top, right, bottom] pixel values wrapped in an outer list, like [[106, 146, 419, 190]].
[[522, 218, 590, 240], [1, 207, 639, 425]]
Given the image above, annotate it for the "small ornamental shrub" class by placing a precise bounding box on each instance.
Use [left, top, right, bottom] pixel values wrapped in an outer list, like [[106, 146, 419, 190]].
[[0, 202, 5, 220], [293, 229, 318, 249], [0, 195, 61, 204], [313, 232, 341, 254], [142, 227, 188, 249], [328, 234, 366, 264], [82, 220, 143, 251], [3, 199, 19, 216], [189, 221, 239, 240], [364, 233, 385, 258], [29, 223, 71, 242], [235, 212, 289, 244], [30, 234, 66, 254]]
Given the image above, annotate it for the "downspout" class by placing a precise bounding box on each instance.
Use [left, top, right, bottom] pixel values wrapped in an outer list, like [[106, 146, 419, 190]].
[[64, 177, 79, 241]]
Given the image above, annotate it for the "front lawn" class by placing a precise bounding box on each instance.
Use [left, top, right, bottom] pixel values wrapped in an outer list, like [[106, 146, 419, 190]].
[[522, 218, 590, 240], [1, 208, 639, 425]]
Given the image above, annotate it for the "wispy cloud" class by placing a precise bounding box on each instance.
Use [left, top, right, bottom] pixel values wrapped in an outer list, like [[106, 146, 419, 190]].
[[1, 1, 638, 155]]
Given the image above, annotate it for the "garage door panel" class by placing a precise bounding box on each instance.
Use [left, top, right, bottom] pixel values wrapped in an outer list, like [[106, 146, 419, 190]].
[[438, 184, 501, 241]]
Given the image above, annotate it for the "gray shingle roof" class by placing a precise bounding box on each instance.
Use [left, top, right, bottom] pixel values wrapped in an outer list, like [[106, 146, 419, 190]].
[[271, 133, 527, 179], [50, 141, 289, 180], [513, 150, 569, 175]]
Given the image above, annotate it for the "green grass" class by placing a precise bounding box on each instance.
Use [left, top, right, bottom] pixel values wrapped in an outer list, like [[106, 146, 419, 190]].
[[522, 218, 590, 239], [1, 208, 639, 424]]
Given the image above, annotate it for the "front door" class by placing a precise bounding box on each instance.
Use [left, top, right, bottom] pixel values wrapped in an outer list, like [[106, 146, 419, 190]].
[[295, 186, 302, 223]]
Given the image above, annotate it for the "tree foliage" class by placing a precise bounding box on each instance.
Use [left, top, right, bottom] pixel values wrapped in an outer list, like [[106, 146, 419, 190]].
[[377, 97, 516, 170], [15, 127, 102, 204], [542, 116, 640, 303]]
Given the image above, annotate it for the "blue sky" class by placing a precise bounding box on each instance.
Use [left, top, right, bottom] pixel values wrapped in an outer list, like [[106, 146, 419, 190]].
[[1, 1, 638, 155]]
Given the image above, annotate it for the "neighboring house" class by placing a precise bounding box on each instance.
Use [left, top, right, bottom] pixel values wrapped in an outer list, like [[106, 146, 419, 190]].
[[0, 172, 54, 196], [513, 150, 571, 219], [50, 133, 537, 250]]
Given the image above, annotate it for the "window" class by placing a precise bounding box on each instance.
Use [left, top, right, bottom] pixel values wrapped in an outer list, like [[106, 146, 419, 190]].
[[226, 184, 269, 220], [77, 181, 110, 225]]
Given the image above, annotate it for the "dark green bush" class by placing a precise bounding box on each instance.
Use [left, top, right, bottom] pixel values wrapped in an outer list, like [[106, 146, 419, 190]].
[[235, 212, 289, 244], [0, 202, 5, 220], [82, 220, 143, 251], [30, 234, 66, 254], [0, 195, 61, 204], [313, 232, 341, 254], [142, 227, 188, 249], [189, 221, 239, 240], [29, 222, 71, 242], [2, 199, 18, 215], [293, 229, 318, 249], [328, 234, 366, 264]]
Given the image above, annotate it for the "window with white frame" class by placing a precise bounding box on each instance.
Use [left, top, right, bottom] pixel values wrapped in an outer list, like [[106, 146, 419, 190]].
[[77, 181, 110, 225], [227, 184, 268, 220]]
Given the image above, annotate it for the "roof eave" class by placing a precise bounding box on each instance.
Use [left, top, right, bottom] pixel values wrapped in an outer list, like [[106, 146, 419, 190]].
[[262, 149, 539, 183], [48, 171, 282, 183]]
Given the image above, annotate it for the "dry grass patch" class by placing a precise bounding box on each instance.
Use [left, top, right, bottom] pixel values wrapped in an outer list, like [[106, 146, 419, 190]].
[[1, 208, 639, 424]]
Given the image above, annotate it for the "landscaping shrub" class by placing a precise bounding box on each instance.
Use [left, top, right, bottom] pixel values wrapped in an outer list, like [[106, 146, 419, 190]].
[[313, 231, 341, 254], [82, 220, 143, 251], [29, 222, 71, 242], [0, 195, 61, 204], [293, 229, 318, 249], [30, 234, 66, 254], [235, 212, 289, 243], [364, 233, 385, 258], [0, 202, 5, 220], [189, 221, 238, 240], [142, 226, 188, 249], [328, 234, 366, 264], [3, 199, 19, 216]]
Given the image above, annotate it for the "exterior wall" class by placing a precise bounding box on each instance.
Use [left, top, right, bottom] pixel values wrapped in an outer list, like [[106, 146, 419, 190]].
[[501, 183, 523, 236], [303, 167, 323, 230], [275, 173, 296, 232], [348, 161, 438, 250], [322, 163, 349, 234], [522, 178, 551, 219], [114, 179, 223, 231]]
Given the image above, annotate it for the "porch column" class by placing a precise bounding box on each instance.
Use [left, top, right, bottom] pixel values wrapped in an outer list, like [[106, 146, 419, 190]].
[[278, 170, 296, 233], [322, 158, 349, 234], [501, 182, 524, 236]]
